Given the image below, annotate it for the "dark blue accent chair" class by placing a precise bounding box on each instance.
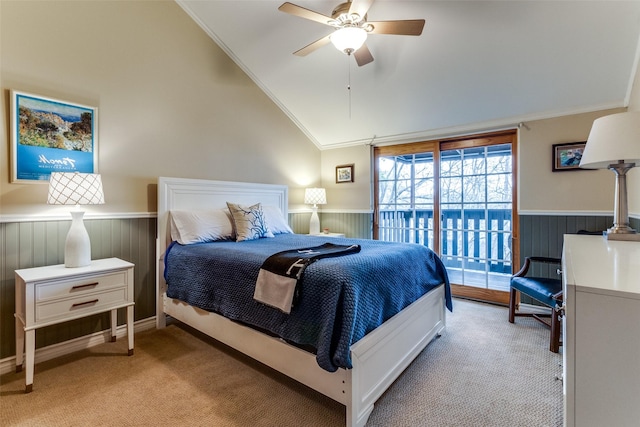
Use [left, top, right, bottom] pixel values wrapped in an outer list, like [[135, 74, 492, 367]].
[[508, 256, 563, 353]]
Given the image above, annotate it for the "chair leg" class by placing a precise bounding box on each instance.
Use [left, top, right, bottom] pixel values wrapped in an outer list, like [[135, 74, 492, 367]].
[[550, 307, 560, 353], [508, 288, 517, 323]]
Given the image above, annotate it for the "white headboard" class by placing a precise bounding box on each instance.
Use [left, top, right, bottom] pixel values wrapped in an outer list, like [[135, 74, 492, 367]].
[[156, 176, 289, 326], [157, 176, 288, 250]]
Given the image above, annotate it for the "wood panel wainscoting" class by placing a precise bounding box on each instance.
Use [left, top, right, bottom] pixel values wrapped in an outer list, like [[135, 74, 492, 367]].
[[0, 217, 156, 365], [1, 212, 636, 368], [0, 212, 365, 370], [516, 213, 623, 306], [452, 213, 629, 307]]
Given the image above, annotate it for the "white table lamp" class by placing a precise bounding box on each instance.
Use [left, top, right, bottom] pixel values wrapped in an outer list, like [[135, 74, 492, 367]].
[[304, 187, 326, 235], [580, 111, 640, 241], [48, 172, 105, 267]]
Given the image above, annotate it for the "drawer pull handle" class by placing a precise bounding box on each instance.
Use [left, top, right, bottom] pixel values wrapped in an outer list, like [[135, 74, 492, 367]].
[[71, 299, 99, 308], [71, 282, 99, 290]]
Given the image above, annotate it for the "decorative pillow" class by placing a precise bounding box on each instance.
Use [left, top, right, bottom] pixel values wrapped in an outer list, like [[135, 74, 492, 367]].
[[262, 205, 293, 234], [170, 209, 234, 245], [226, 202, 275, 242]]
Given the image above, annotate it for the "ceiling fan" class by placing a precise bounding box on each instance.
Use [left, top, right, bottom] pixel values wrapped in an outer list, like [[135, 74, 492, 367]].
[[278, 0, 425, 66]]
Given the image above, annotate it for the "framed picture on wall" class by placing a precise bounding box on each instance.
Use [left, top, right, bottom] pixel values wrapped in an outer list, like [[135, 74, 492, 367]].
[[552, 142, 586, 172], [10, 90, 98, 183], [336, 164, 354, 183]]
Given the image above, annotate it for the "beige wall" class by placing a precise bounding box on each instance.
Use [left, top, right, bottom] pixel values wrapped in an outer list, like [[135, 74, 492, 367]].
[[322, 108, 629, 215], [320, 144, 372, 211], [518, 108, 625, 213], [3, 1, 637, 219], [0, 0, 320, 217]]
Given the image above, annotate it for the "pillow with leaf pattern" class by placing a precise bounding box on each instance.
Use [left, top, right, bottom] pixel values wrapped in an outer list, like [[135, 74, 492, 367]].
[[226, 202, 275, 242]]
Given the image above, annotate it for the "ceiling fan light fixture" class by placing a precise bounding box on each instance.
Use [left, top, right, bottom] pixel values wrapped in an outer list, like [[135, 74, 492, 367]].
[[330, 26, 367, 54]]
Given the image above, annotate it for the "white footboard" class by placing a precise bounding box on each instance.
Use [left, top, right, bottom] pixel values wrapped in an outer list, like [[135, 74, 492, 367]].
[[162, 295, 351, 405], [159, 284, 445, 427], [348, 284, 445, 426]]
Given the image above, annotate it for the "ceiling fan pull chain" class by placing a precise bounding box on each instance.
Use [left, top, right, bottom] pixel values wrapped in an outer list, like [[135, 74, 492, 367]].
[[348, 54, 352, 119]]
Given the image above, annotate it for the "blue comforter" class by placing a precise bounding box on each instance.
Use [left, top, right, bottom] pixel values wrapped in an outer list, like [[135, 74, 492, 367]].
[[164, 234, 452, 372]]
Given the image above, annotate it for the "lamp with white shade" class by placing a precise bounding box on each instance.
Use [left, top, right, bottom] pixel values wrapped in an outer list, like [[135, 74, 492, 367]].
[[47, 172, 105, 267], [304, 187, 327, 235], [580, 111, 640, 241]]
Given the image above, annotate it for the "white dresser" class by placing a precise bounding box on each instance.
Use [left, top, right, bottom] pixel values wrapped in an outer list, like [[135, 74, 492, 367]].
[[562, 235, 640, 427]]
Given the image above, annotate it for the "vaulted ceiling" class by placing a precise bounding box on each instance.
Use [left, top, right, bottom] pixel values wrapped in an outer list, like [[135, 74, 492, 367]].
[[177, 1, 640, 150]]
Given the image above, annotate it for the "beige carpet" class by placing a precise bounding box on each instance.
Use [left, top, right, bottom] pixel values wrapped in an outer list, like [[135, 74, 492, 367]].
[[0, 299, 563, 426]]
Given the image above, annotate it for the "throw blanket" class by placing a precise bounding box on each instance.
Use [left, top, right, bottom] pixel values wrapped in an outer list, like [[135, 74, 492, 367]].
[[255, 243, 361, 313]]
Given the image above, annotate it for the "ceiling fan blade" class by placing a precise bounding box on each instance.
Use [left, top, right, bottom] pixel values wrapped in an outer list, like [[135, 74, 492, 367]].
[[354, 44, 374, 66], [348, 0, 375, 20], [367, 19, 425, 36], [278, 2, 333, 26], [293, 34, 332, 56]]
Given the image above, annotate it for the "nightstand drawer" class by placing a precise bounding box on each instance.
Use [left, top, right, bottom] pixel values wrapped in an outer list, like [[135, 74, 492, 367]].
[[36, 271, 128, 302], [36, 286, 129, 323]]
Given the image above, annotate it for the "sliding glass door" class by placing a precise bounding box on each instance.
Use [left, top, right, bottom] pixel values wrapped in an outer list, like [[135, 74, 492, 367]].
[[374, 132, 518, 304], [440, 142, 514, 297], [376, 146, 438, 247]]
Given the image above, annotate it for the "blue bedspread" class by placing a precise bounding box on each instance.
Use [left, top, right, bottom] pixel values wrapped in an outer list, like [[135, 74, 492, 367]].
[[164, 234, 452, 372]]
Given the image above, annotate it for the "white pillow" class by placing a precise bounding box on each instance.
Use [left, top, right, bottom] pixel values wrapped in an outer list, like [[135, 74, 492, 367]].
[[226, 202, 275, 242], [263, 205, 293, 234], [170, 209, 234, 245]]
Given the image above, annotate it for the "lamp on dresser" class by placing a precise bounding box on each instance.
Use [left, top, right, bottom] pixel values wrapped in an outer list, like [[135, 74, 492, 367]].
[[580, 111, 640, 241], [304, 187, 326, 235], [47, 172, 105, 267]]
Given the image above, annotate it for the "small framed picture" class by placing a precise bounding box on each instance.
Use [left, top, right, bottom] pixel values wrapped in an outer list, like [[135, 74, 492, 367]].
[[552, 142, 586, 172], [336, 164, 354, 183], [10, 90, 98, 183]]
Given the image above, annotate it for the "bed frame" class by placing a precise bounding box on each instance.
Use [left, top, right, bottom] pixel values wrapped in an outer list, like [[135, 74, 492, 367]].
[[156, 176, 446, 427]]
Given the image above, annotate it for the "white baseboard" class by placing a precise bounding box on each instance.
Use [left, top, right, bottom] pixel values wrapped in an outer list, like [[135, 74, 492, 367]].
[[0, 317, 156, 376]]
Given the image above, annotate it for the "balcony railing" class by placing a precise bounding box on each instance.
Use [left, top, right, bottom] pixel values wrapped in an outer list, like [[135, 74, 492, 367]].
[[378, 208, 512, 276]]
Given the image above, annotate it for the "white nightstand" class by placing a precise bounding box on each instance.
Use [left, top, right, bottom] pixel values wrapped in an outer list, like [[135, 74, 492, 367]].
[[14, 257, 135, 393], [309, 232, 346, 238]]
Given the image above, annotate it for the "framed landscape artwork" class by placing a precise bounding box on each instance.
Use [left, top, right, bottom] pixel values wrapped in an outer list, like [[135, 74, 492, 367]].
[[10, 90, 98, 183], [552, 142, 586, 172], [336, 164, 354, 183]]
